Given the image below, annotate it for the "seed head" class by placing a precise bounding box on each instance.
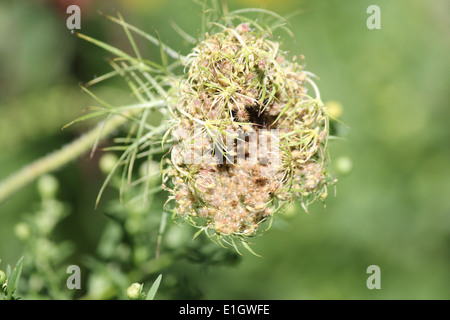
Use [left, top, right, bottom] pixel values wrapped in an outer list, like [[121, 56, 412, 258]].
[[163, 22, 335, 244]]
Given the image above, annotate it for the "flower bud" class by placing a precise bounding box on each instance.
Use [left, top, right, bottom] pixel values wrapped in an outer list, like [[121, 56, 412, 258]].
[[14, 222, 31, 241], [326, 100, 343, 119], [0, 270, 7, 289], [99, 153, 118, 175], [335, 156, 353, 175], [37, 174, 59, 199], [126, 283, 144, 300]]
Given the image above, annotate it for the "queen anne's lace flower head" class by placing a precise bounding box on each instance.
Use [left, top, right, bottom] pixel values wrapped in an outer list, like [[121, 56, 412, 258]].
[[163, 23, 336, 246]]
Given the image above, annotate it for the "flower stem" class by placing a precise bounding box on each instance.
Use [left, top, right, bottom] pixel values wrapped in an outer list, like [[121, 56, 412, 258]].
[[0, 113, 130, 206]]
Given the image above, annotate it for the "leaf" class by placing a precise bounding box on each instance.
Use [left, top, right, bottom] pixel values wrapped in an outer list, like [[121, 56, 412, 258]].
[[241, 241, 262, 258], [95, 146, 132, 208], [229, 8, 288, 23], [153, 28, 168, 69], [146, 274, 163, 300], [169, 19, 196, 44], [62, 110, 107, 130], [6, 264, 11, 278], [75, 32, 135, 61], [271, 100, 293, 125], [6, 256, 23, 300], [100, 13, 183, 61], [192, 228, 204, 240], [117, 12, 142, 61]]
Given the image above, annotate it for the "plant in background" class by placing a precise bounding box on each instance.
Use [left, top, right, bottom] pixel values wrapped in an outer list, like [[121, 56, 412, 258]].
[[0, 257, 23, 300], [13, 175, 73, 299], [6, 155, 234, 300]]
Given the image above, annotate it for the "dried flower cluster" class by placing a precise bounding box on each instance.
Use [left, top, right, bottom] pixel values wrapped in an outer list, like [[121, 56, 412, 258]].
[[163, 23, 335, 244]]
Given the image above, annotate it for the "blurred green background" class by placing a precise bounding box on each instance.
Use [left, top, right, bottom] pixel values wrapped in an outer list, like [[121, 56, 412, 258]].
[[0, 0, 449, 299]]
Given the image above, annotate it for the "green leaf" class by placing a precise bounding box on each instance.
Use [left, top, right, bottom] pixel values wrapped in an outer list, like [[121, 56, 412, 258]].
[[6, 264, 11, 278], [193, 228, 204, 240], [117, 11, 142, 61], [153, 28, 168, 69], [146, 274, 162, 300], [241, 241, 262, 258], [75, 32, 135, 61], [229, 8, 288, 23], [62, 110, 107, 130], [6, 256, 23, 300], [100, 13, 183, 61]]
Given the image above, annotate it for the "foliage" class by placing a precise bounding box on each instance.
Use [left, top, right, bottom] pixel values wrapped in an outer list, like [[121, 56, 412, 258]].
[[0, 257, 24, 300]]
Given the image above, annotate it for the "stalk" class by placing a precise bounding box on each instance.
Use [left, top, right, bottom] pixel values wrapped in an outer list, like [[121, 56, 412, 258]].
[[0, 112, 130, 205]]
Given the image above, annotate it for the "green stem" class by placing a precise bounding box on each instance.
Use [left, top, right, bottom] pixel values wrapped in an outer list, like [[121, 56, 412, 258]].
[[0, 113, 130, 206]]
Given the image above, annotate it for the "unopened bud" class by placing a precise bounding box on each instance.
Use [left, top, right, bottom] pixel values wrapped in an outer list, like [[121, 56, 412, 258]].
[[0, 270, 7, 289], [99, 153, 118, 174], [37, 174, 59, 199], [126, 283, 144, 300], [14, 222, 31, 241], [326, 100, 343, 119], [335, 156, 353, 175]]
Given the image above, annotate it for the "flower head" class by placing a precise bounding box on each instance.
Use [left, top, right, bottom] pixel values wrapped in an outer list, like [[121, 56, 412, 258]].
[[163, 21, 336, 245]]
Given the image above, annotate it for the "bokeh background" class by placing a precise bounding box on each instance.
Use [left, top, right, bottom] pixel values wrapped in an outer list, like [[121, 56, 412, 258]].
[[0, 0, 449, 299]]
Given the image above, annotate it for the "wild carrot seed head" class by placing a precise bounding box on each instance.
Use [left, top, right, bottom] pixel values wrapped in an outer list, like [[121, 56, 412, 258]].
[[163, 22, 336, 244]]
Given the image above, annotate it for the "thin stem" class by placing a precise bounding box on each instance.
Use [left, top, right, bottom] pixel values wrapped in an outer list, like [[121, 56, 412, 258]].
[[0, 112, 132, 206]]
